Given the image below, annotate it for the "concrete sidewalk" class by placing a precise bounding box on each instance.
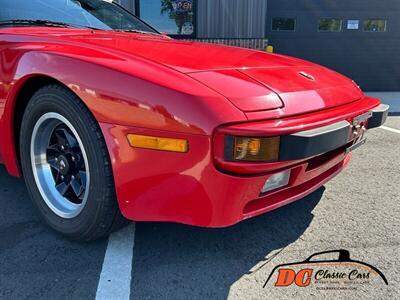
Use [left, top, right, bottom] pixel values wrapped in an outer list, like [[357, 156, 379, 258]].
[[366, 92, 400, 115]]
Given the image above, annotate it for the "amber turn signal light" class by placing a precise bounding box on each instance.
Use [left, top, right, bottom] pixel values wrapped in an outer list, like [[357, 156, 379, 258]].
[[127, 134, 188, 153], [225, 136, 280, 162]]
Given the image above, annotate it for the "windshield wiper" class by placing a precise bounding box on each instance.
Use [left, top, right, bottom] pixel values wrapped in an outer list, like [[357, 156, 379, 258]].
[[0, 19, 160, 35], [115, 29, 161, 36], [0, 19, 100, 30]]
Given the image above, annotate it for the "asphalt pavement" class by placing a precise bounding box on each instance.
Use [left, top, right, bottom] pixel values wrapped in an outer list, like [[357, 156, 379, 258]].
[[0, 117, 399, 300]]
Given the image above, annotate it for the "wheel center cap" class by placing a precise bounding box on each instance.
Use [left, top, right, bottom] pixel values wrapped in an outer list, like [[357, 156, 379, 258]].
[[58, 156, 70, 175]]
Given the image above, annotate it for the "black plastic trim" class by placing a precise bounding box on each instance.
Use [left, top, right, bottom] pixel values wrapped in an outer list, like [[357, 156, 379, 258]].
[[367, 104, 390, 129], [279, 121, 351, 161]]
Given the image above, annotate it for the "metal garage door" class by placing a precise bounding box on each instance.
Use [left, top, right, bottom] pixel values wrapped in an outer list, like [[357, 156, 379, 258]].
[[266, 0, 400, 91]]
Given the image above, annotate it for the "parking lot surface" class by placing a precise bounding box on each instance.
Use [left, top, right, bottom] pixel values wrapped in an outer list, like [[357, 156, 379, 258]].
[[0, 117, 399, 300]]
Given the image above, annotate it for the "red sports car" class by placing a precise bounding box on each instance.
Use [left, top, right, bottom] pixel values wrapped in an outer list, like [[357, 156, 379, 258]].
[[0, 0, 389, 240]]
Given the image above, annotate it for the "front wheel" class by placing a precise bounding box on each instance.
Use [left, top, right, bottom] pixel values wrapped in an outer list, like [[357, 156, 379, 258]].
[[20, 85, 127, 241]]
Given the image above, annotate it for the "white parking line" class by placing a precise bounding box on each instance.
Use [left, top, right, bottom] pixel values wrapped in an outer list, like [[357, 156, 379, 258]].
[[380, 126, 400, 134], [96, 223, 136, 300]]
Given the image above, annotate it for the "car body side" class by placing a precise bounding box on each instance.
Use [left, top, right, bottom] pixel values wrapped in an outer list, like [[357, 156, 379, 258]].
[[0, 28, 383, 227]]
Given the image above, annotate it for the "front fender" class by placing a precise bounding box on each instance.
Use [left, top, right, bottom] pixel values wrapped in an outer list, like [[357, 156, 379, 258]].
[[2, 50, 245, 176]]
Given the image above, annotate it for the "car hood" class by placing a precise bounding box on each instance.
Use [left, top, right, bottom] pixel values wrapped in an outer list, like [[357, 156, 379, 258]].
[[189, 66, 363, 113], [58, 32, 363, 113], [45, 30, 311, 72], [27, 30, 364, 114]]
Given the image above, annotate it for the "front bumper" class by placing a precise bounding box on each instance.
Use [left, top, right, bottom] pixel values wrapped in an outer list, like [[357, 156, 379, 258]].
[[101, 98, 387, 228], [280, 104, 389, 161], [367, 104, 390, 129]]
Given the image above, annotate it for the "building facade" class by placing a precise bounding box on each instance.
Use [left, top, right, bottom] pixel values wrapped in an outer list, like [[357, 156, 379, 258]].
[[119, 0, 400, 91]]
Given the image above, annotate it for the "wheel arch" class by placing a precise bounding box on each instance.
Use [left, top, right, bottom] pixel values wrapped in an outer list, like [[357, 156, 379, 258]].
[[4, 75, 95, 177]]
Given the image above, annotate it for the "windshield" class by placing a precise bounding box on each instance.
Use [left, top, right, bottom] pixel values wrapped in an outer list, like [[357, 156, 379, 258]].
[[0, 0, 159, 33]]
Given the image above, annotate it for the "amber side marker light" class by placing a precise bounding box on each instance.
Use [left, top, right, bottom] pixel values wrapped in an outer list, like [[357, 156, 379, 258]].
[[225, 136, 280, 162], [127, 134, 188, 153]]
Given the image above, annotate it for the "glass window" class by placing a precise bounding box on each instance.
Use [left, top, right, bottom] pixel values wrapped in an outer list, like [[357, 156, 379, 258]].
[[138, 0, 195, 36], [0, 0, 157, 33], [272, 18, 296, 31], [363, 19, 387, 32], [318, 19, 342, 32]]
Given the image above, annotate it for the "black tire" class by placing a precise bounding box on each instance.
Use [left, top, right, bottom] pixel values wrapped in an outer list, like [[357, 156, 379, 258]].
[[20, 84, 128, 241]]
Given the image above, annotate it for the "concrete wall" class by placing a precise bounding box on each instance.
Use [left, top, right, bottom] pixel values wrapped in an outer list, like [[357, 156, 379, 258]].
[[196, 0, 268, 38]]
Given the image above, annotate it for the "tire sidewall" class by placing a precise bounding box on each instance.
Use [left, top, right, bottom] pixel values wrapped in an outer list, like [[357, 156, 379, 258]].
[[20, 87, 114, 238]]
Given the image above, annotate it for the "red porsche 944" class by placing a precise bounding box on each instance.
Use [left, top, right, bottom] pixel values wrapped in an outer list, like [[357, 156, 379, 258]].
[[0, 0, 388, 240]]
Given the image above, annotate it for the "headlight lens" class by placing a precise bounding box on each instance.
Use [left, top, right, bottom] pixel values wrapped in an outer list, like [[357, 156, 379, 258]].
[[225, 136, 280, 162]]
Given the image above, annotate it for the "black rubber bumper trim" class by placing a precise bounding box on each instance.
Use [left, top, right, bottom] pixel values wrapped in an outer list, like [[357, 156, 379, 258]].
[[279, 120, 351, 161], [367, 104, 390, 129]]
